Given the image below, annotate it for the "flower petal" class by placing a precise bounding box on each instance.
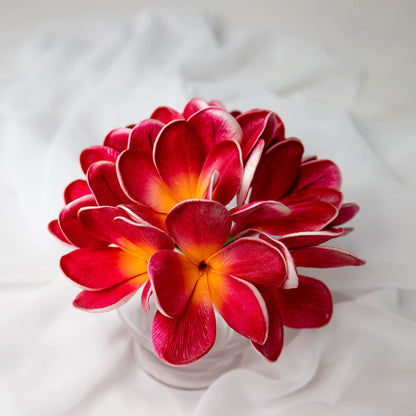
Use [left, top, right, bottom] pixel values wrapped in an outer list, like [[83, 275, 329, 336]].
[[154, 120, 205, 200], [127, 120, 164, 153], [290, 246, 366, 268], [58, 195, 107, 248], [166, 200, 231, 264], [188, 107, 243, 155], [236, 110, 284, 159], [73, 279, 143, 312], [183, 97, 210, 119], [87, 161, 133, 206], [64, 179, 91, 204], [48, 219, 71, 244], [250, 139, 304, 202], [208, 271, 268, 344], [152, 278, 216, 365], [280, 187, 343, 208], [80, 145, 119, 174], [198, 140, 243, 205], [148, 250, 199, 317], [207, 237, 286, 289], [118, 204, 167, 232], [329, 202, 360, 226], [141, 280, 152, 313], [278, 228, 345, 249], [150, 106, 184, 123], [236, 139, 264, 206], [277, 275, 332, 328], [61, 247, 148, 290], [251, 290, 284, 361], [293, 159, 342, 192], [258, 233, 299, 289], [117, 148, 178, 213], [103, 127, 131, 152]]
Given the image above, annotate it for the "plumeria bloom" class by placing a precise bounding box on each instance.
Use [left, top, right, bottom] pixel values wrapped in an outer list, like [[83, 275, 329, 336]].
[[249, 230, 365, 361], [148, 200, 287, 365], [60, 206, 174, 311]]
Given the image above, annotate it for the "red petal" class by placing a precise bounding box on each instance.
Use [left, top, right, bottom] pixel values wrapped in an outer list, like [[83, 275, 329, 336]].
[[278, 228, 345, 249], [154, 120, 204, 200], [278, 275, 332, 328], [148, 250, 199, 317], [61, 247, 148, 290], [103, 127, 131, 152], [198, 140, 243, 205], [166, 200, 231, 264], [207, 237, 286, 289], [236, 110, 284, 159], [188, 107, 243, 155], [141, 280, 152, 313], [280, 188, 343, 208], [293, 159, 342, 192], [250, 139, 304, 202], [237, 139, 264, 206], [58, 195, 107, 248], [329, 202, 360, 226], [183, 97, 210, 119], [117, 148, 178, 213], [64, 179, 91, 204], [48, 219, 71, 244], [80, 145, 119, 174], [251, 290, 284, 361], [87, 161, 133, 205], [73, 279, 142, 312], [128, 120, 164, 153], [119, 204, 167, 232], [152, 278, 216, 365], [208, 271, 268, 344], [150, 106, 184, 123], [290, 246, 366, 268]]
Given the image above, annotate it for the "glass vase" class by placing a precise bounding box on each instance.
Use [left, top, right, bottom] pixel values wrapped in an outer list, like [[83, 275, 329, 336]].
[[117, 296, 249, 390]]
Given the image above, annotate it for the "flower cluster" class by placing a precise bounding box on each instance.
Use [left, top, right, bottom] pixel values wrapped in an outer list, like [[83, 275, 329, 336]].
[[49, 98, 364, 365]]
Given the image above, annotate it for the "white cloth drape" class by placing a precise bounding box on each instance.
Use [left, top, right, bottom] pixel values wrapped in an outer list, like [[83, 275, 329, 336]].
[[1, 8, 415, 416]]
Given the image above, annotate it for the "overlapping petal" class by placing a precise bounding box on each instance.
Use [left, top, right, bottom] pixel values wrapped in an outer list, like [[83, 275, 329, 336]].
[[103, 127, 131, 152], [80, 145, 119, 174], [64, 179, 91, 204]]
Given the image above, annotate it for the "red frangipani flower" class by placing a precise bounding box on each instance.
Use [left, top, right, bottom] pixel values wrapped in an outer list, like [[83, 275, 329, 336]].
[[148, 199, 287, 365]]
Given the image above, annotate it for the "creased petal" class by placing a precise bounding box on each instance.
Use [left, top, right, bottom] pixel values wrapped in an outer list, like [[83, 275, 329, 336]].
[[250, 139, 304, 202], [208, 271, 268, 344], [236, 110, 284, 159], [152, 278, 215, 365], [293, 159, 342, 192], [148, 250, 199, 317], [150, 106, 184, 123], [64, 179, 91, 204], [73, 279, 142, 312], [166, 200, 231, 264], [128, 119, 164, 153], [103, 127, 131, 152], [61, 247, 148, 290], [80, 145, 119, 174], [207, 237, 286, 289], [117, 148, 178, 213], [198, 140, 243, 205], [154, 120, 205, 200], [87, 161, 133, 206], [58, 195, 107, 248], [278, 228, 345, 249], [329, 202, 360, 226], [118, 204, 167, 232], [278, 275, 332, 328], [141, 280, 152, 313], [237, 139, 264, 206], [230, 201, 291, 237], [188, 107, 243, 155], [291, 246, 366, 268], [251, 290, 284, 361], [258, 233, 299, 289]]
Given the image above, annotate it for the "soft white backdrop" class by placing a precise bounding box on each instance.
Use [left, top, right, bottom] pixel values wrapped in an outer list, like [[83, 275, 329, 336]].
[[0, 2, 415, 415]]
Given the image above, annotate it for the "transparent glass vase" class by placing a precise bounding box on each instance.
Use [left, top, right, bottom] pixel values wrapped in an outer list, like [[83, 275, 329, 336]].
[[117, 297, 249, 390]]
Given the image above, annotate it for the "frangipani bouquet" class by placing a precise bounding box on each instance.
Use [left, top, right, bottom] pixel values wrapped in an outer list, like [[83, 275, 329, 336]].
[[49, 98, 364, 365]]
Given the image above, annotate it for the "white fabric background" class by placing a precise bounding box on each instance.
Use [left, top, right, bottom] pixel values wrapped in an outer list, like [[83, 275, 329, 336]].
[[0, 7, 415, 416]]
